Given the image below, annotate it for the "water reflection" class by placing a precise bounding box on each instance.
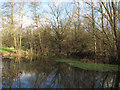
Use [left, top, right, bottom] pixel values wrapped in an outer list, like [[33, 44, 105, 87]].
[[2, 57, 120, 88]]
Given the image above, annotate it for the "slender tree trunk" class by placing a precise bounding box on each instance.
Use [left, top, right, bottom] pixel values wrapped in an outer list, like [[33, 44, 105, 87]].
[[77, 1, 80, 34], [91, 1, 97, 56], [34, 1, 42, 53], [112, 1, 119, 63], [18, 2, 21, 50], [11, 3, 17, 49], [19, 3, 24, 50]]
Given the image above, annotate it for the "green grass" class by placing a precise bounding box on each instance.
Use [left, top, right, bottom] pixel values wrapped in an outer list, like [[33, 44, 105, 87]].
[[0, 47, 16, 52], [0, 48, 12, 52], [55, 59, 119, 72]]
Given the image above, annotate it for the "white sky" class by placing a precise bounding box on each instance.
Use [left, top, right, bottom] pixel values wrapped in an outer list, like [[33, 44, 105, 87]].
[[16, 15, 34, 28], [0, 0, 119, 29], [0, 0, 119, 2]]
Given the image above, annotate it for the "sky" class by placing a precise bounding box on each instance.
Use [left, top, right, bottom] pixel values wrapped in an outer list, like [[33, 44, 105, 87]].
[[0, 0, 119, 30], [0, 0, 74, 28], [0, 0, 120, 2]]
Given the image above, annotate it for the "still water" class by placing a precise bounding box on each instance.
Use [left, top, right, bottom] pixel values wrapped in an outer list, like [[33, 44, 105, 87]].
[[2, 57, 120, 88]]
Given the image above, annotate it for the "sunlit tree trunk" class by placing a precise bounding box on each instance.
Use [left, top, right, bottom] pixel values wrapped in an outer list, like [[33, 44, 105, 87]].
[[91, 1, 97, 55], [76, 1, 80, 35], [19, 2, 24, 50], [34, 1, 42, 53], [10, 3, 17, 49]]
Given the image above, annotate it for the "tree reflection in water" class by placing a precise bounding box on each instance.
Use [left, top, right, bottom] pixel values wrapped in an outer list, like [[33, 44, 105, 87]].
[[2, 57, 120, 88]]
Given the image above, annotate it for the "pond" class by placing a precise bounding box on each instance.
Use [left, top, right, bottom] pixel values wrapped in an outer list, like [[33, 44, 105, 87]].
[[2, 57, 120, 88]]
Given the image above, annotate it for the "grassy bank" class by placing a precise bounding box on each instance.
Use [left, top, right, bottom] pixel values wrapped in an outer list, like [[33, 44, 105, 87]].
[[0, 48, 11, 52], [55, 59, 119, 72], [0, 47, 27, 59], [0, 47, 17, 52]]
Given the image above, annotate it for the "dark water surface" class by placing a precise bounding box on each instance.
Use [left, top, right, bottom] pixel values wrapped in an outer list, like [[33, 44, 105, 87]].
[[2, 57, 120, 88]]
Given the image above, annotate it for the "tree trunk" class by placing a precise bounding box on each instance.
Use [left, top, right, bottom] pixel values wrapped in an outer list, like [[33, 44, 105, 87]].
[[91, 1, 97, 55]]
